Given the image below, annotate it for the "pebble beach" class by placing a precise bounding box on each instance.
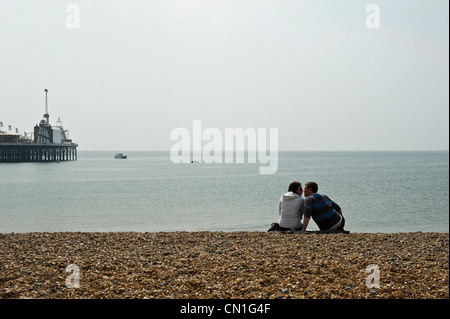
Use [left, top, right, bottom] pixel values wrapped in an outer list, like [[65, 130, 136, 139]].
[[0, 231, 448, 299]]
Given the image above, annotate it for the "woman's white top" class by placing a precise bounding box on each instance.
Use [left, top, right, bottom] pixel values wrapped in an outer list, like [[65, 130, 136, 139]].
[[278, 191, 304, 228]]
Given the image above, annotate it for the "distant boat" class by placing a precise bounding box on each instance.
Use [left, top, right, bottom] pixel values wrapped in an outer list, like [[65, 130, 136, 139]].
[[114, 153, 127, 159]]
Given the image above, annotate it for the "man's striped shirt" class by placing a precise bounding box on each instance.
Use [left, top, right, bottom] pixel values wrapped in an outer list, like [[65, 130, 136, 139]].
[[304, 193, 342, 231]]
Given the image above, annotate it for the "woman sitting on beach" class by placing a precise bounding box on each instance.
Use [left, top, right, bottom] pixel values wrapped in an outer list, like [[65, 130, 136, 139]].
[[269, 181, 304, 232]]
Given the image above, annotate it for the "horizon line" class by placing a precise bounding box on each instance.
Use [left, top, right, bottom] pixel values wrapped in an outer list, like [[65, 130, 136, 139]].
[[76, 149, 450, 152]]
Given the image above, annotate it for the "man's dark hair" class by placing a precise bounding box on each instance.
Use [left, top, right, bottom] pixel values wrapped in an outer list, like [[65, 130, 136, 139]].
[[305, 182, 318, 193]]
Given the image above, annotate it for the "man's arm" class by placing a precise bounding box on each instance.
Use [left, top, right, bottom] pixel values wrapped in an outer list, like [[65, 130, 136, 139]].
[[303, 198, 312, 231], [299, 200, 304, 219], [302, 217, 310, 231], [326, 196, 341, 214]]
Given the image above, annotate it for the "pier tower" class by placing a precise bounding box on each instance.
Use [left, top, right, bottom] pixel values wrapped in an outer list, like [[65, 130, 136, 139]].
[[0, 89, 78, 162]]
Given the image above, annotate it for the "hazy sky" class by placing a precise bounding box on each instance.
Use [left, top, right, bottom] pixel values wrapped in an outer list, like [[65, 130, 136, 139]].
[[1, 0, 448, 151]]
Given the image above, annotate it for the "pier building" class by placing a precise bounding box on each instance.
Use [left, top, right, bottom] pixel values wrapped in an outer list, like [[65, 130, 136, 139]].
[[0, 89, 78, 162]]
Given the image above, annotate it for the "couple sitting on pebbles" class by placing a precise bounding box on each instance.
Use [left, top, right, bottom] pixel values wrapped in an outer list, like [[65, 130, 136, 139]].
[[268, 181, 346, 233]]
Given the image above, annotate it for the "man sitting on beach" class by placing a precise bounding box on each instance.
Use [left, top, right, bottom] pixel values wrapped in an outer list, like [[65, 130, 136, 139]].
[[302, 182, 345, 232]]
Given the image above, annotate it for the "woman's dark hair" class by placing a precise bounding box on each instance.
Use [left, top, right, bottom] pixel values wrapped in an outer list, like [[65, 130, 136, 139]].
[[288, 181, 301, 193]]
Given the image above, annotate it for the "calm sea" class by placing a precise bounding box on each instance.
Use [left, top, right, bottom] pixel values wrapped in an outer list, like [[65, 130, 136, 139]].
[[0, 151, 448, 233]]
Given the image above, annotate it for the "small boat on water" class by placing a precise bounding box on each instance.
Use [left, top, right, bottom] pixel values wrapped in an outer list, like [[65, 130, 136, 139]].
[[114, 153, 127, 159]]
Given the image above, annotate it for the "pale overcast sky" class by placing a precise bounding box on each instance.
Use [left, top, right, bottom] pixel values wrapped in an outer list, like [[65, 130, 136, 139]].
[[0, 0, 448, 151]]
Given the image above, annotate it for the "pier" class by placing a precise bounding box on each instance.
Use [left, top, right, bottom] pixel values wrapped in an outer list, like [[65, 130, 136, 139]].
[[0, 89, 78, 163], [0, 143, 77, 162]]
